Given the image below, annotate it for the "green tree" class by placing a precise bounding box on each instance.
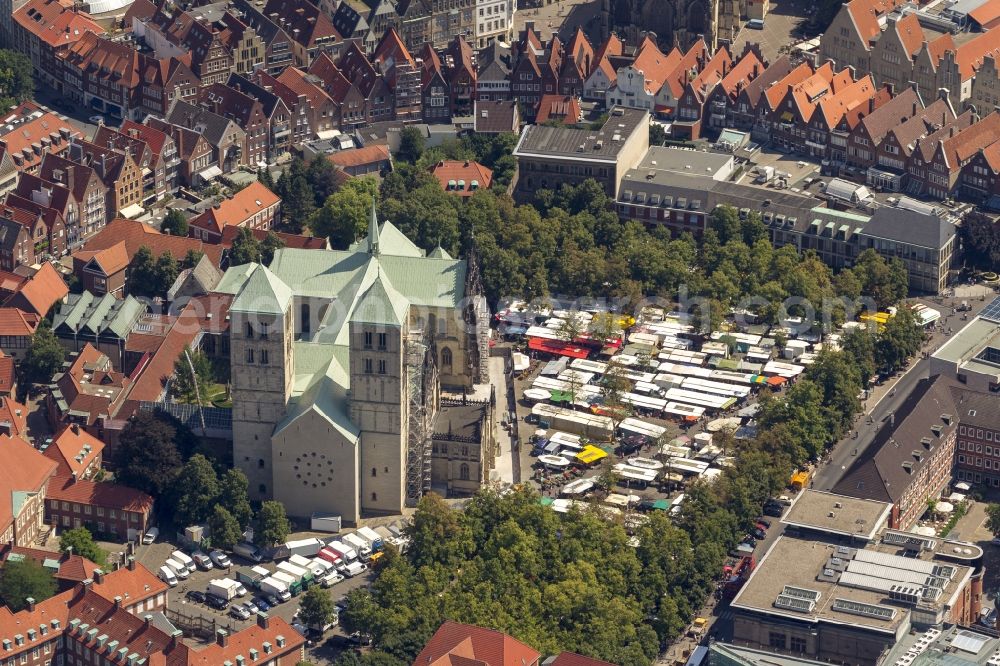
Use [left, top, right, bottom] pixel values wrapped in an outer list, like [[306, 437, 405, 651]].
[[59, 527, 105, 563], [228, 227, 262, 266], [398, 126, 426, 163], [876, 307, 923, 373], [0, 559, 55, 612], [182, 249, 205, 269], [404, 493, 473, 570], [254, 500, 290, 547], [128, 245, 158, 297], [261, 231, 285, 264], [649, 123, 667, 146], [961, 211, 1000, 269], [310, 178, 379, 248], [208, 505, 242, 550], [112, 411, 183, 497], [298, 586, 337, 630], [306, 156, 341, 206], [842, 327, 877, 384], [258, 167, 276, 191], [854, 249, 909, 309], [161, 209, 189, 236], [172, 345, 212, 404], [21, 320, 65, 384], [155, 251, 179, 294], [0, 50, 34, 109], [987, 504, 1000, 536], [172, 454, 220, 526], [219, 469, 254, 530]]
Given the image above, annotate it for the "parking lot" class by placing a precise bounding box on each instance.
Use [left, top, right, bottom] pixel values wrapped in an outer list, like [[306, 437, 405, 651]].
[[132, 537, 372, 662], [729, 0, 811, 61]]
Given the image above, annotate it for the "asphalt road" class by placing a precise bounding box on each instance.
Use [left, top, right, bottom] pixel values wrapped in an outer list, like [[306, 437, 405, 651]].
[[812, 356, 931, 492]]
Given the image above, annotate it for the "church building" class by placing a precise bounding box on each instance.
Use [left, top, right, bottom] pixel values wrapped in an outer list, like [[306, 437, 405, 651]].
[[215, 207, 490, 524]]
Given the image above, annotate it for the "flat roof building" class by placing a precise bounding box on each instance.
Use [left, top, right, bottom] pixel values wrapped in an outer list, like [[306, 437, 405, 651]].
[[782, 490, 893, 541], [730, 519, 983, 666], [512, 106, 649, 200], [931, 298, 1000, 392]]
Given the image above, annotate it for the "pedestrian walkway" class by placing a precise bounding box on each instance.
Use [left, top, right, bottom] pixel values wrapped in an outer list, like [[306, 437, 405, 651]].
[[487, 356, 516, 485]]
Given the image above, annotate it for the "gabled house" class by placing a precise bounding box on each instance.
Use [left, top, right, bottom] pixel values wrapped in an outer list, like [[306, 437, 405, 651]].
[[226, 73, 293, 160], [269, 65, 341, 140], [421, 44, 451, 123], [818, 0, 907, 78], [914, 111, 1000, 198], [673, 46, 734, 139], [262, 0, 342, 64], [67, 139, 143, 220], [867, 97, 954, 192], [809, 75, 892, 163], [766, 62, 850, 152], [166, 100, 248, 176], [12, 0, 104, 91], [583, 33, 622, 101], [231, 0, 295, 74], [446, 35, 477, 117], [559, 27, 594, 97], [338, 42, 395, 126], [118, 120, 179, 202], [728, 54, 795, 133], [92, 125, 163, 207], [0, 308, 40, 360], [701, 46, 765, 135], [0, 217, 32, 271], [373, 28, 421, 122], [476, 39, 511, 101], [72, 241, 128, 296], [905, 109, 978, 196], [4, 261, 67, 318], [0, 110, 79, 175], [145, 8, 234, 86], [38, 153, 107, 242], [188, 181, 281, 243], [397, 0, 431, 52], [199, 82, 269, 167], [1, 192, 68, 258]]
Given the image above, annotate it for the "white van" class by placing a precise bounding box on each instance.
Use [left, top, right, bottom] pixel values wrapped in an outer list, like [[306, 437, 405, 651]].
[[158, 565, 178, 587], [171, 551, 196, 575], [343, 561, 368, 578], [165, 559, 190, 580]]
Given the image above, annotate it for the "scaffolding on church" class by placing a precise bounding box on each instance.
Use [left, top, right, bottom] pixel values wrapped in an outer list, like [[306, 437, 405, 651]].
[[465, 247, 491, 385], [404, 331, 433, 506]]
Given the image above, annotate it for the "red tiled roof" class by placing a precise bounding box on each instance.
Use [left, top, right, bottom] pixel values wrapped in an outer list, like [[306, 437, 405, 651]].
[[940, 112, 1000, 168], [118, 120, 168, 159], [73, 241, 129, 276], [846, 0, 905, 43], [189, 182, 280, 235], [0, 588, 72, 642], [275, 66, 337, 109], [430, 160, 493, 196], [373, 27, 414, 68], [413, 621, 541, 666], [90, 562, 165, 606], [43, 425, 104, 478], [47, 475, 154, 514], [663, 38, 708, 99], [969, 0, 1000, 27], [3, 545, 100, 583], [0, 435, 58, 535], [816, 74, 879, 129], [763, 61, 814, 110], [0, 353, 14, 395], [13, 0, 104, 49], [982, 139, 1000, 171], [591, 33, 622, 74], [719, 50, 764, 98], [927, 32, 956, 66], [0, 397, 28, 437], [626, 38, 681, 95], [5, 262, 68, 317], [894, 14, 924, 57], [549, 653, 616, 666], [0, 271, 25, 295], [953, 29, 1000, 79], [0, 308, 39, 337], [219, 226, 328, 250], [0, 112, 79, 172], [327, 144, 391, 168], [121, 301, 201, 408], [123, 332, 165, 355], [76, 218, 223, 268], [534, 95, 582, 124], [187, 618, 306, 664]]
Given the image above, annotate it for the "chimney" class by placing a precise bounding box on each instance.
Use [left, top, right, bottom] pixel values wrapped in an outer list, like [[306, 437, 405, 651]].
[[113, 595, 122, 609], [71, 423, 80, 434], [93, 569, 104, 584], [168, 630, 181, 651], [257, 612, 270, 629], [216, 629, 229, 647], [144, 614, 152, 629], [25, 597, 35, 612], [127, 557, 136, 571]]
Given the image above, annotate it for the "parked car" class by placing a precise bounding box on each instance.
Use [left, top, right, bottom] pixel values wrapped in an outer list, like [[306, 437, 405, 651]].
[[142, 527, 159, 545], [191, 552, 213, 571], [229, 605, 251, 621], [233, 582, 248, 597], [756, 518, 771, 529], [746, 18, 764, 28], [750, 527, 767, 540], [262, 593, 280, 606], [763, 504, 784, 518], [321, 571, 344, 587], [252, 597, 271, 612], [205, 593, 229, 610], [185, 590, 206, 604], [209, 551, 232, 568], [241, 602, 258, 615]]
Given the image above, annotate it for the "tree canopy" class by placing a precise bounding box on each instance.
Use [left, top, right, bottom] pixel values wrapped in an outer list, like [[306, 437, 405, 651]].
[[129, 246, 179, 297], [0, 50, 34, 110], [112, 411, 186, 498], [21, 320, 65, 385], [988, 504, 1000, 537], [172, 345, 212, 404], [59, 527, 106, 564], [161, 209, 189, 236], [298, 586, 337, 630], [0, 559, 55, 612], [254, 501, 290, 547], [310, 178, 379, 249]]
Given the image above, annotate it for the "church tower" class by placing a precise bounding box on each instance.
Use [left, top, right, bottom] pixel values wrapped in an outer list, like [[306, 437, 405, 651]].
[[348, 206, 410, 515], [229, 264, 295, 501]]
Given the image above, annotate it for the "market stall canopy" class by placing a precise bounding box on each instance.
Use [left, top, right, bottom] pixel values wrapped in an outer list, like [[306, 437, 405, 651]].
[[935, 501, 955, 514], [707, 417, 741, 433], [513, 352, 530, 372], [576, 445, 608, 465]]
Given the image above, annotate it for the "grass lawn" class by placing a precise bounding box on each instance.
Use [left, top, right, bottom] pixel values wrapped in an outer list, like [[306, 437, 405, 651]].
[[207, 383, 232, 408]]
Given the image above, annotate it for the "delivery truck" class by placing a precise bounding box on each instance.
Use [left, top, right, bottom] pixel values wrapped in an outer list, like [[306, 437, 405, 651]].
[[207, 578, 242, 601], [317, 547, 343, 568], [170, 551, 196, 575], [341, 533, 371, 561], [259, 576, 291, 602], [289, 554, 321, 573], [235, 566, 267, 589], [325, 541, 357, 564], [310, 513, 342, 533], [284, 537, 324, 558], [271, 571, 301, 595], [355, 527, 384, 552], [276, 561, 312, 588]]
